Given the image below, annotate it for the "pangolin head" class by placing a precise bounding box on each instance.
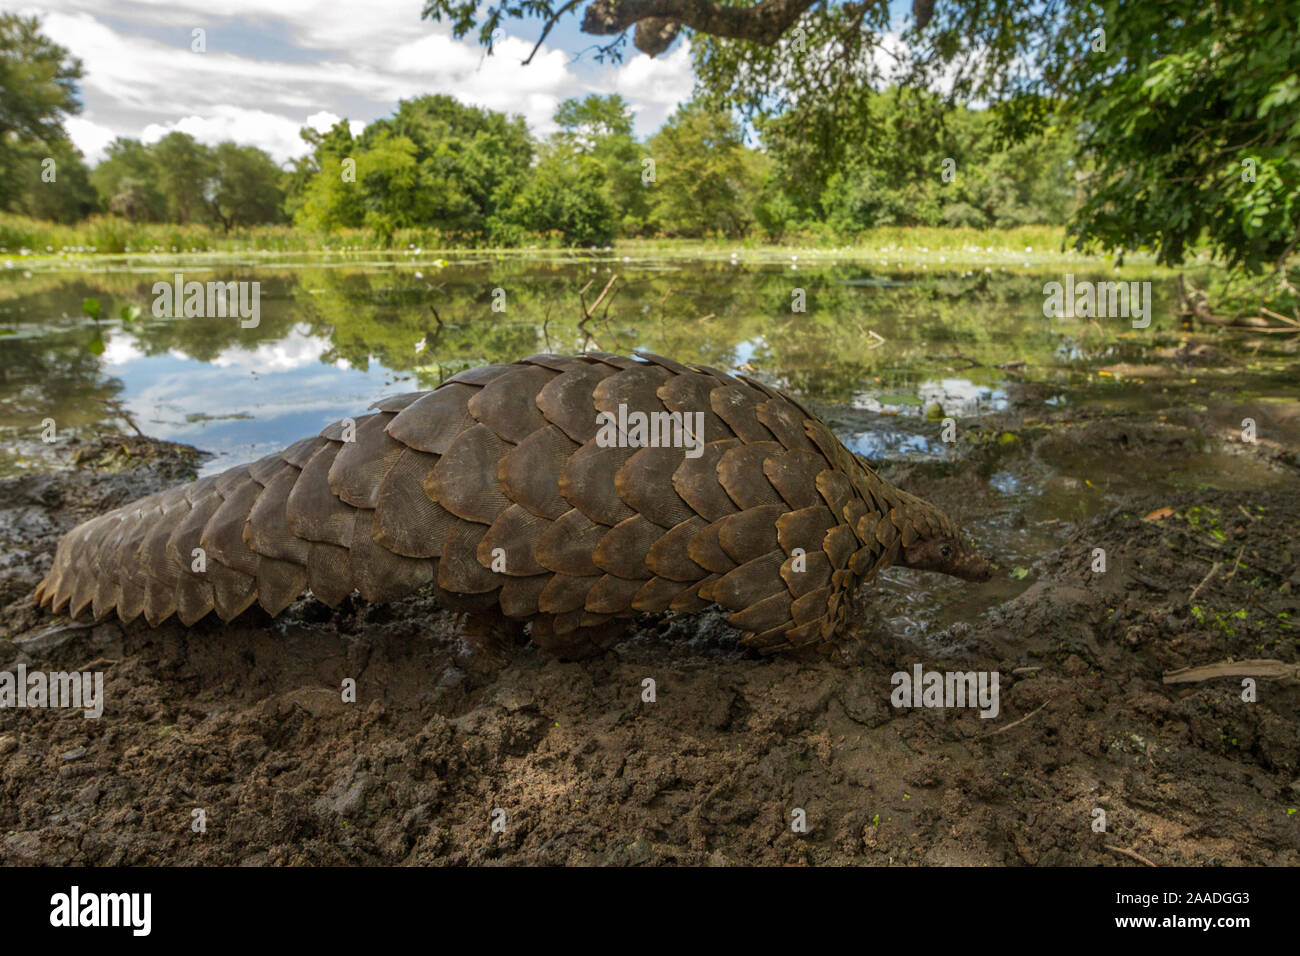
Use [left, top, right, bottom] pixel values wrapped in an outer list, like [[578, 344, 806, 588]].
[[900, 531, 994, 582]]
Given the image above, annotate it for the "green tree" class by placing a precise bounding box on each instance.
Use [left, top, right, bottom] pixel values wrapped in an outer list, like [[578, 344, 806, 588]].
[[0, 14, 86, 215], [373, 94, 533, 236], [7, 138, 97, 222], [288, 122, 364, 230], [1059, 0, 1300, 277], [646, 103, 760, 237], [90, 138, 164, 220], [291, 96, 534, 240], [149, 132, 214, 224], [497, 144, 615, 245], [0, 14, 82, 149], [207, 142, 286, 230], [554, 93, 649, 235]]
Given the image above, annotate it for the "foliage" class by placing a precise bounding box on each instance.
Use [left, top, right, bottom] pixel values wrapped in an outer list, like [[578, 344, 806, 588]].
[[90, 133, 286, 228], [289, 95, 533, 241], [0, 13, 83, 148], [0, 13, 87, 217], [645, 103, 763, 238], [496, 144, 615, 246], [1057, 0, 1300, 276], [758, 89, 1078, 237]]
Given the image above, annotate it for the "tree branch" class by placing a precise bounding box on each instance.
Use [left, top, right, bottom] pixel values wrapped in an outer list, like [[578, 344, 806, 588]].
[[524, 0, 585, 64], [580, 0, 846, 48]]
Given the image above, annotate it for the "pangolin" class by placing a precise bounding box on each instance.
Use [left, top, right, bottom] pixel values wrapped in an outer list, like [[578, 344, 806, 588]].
[[34, 352, 992, 658]]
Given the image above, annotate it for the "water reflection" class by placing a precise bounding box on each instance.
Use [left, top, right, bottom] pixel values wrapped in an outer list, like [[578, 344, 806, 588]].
[[0, 250, 1288, 485]]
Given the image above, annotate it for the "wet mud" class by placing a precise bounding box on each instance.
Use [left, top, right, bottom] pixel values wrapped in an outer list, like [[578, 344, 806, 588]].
[[1, 394, 1297, 865]]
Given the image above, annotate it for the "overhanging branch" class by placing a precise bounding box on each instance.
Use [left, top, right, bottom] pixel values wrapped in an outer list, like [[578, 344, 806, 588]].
[[581, 0, 831, 47]]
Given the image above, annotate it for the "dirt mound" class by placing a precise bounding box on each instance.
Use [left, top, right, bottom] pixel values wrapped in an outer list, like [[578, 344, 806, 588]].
[[1, 435, 1297, 865]]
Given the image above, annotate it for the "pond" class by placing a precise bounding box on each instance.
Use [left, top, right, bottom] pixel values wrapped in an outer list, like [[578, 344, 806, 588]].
[[2, 247, 1297, 637]]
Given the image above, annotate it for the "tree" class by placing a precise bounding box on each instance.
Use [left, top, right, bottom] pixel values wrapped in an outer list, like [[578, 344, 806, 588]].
[[418, 0, 893, 60], [150, 132, 214, 224], [553, 94, 649, 234], [291, 95, 533, 240], [0, 14, 86, 214], [207, 142, 286, 230], [91, 138, 166, 221], [6, 138, 97, 222], [645, 103, 761, 237], [497, 144, 615, 245], [424, 0, 1299, 282], [1060, 0, 1300, 276], [286, 121, 364, 229], [0, 14, 83, 148]]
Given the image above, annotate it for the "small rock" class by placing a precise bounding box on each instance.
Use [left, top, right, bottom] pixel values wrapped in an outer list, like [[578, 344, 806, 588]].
[[60, 746, 86, 762], [13, 622, 91, 655], [2, 831, 41, 862]]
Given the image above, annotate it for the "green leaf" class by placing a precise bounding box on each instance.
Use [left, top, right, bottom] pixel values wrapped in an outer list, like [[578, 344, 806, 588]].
[[119, 304, 142, 323], [82, 297, 100, 320], [87, 329, 105, 356]]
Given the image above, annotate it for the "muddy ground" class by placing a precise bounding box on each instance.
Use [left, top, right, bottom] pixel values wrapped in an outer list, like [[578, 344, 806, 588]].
[[0, 397, 1297, 866]]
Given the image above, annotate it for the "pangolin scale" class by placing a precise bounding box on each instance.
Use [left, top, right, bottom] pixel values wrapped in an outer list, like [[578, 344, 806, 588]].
[[34, 352, 992, 658]]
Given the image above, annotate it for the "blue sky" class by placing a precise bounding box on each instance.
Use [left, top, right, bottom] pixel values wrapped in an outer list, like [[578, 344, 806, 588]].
[[8, 0, 699, 164]]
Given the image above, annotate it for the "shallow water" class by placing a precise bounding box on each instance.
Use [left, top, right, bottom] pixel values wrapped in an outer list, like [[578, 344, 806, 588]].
[[2, 248, 1296, 635]]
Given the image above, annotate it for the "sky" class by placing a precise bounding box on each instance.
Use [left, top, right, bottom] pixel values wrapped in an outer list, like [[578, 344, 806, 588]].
[[7, 0, 699, 165]]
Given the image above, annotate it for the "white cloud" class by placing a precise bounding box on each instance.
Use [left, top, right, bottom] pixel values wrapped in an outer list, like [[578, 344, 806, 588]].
[[603, 41, 697, 136], [64, 115, 117, 163], [210, 324, 329, 371], [101, 332, 144, 366], [141, 107, 325, 164], [21, 1, 698, 163], [305, 111, 365, 138]]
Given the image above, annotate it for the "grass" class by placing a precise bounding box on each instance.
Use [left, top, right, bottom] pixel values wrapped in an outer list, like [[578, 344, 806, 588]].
[[0, 211, 1156, 266], [0, 212, 524, 258], [1, 212, 1220, 278]]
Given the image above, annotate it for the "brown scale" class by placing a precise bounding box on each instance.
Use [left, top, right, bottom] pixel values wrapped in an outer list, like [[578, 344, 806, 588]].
[[646, 516, 708, 581], [558, 441, 636, 527], [593, 515, 660, 579], [710, 385, 776, 444], [329, 412, 404, 508], [656, 372, 732, 443], [34, 352, 988, 658], [671, 439, 740, 521], [632, 576, 690, 612], [374, 447, 452, 558], [615, 447, 695, 529], [480, 504, 550, 576], [716, 442, 786, 509], [467, 364, 555, 442], [427, 423, 514, 524], [498, 426, 579, 519]]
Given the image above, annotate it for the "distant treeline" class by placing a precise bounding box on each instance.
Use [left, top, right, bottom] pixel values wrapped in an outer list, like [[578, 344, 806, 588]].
[[4, 6, 1079, 250], [8, 91, 1078, 248], [1, 12, 1080, 248]]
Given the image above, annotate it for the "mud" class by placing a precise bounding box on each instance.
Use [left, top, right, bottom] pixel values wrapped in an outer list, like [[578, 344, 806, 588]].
[[1, 413, 1297, 866]]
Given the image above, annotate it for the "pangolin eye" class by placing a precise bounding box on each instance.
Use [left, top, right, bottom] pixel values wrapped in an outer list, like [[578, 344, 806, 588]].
[[940, 545, 952, 558]]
